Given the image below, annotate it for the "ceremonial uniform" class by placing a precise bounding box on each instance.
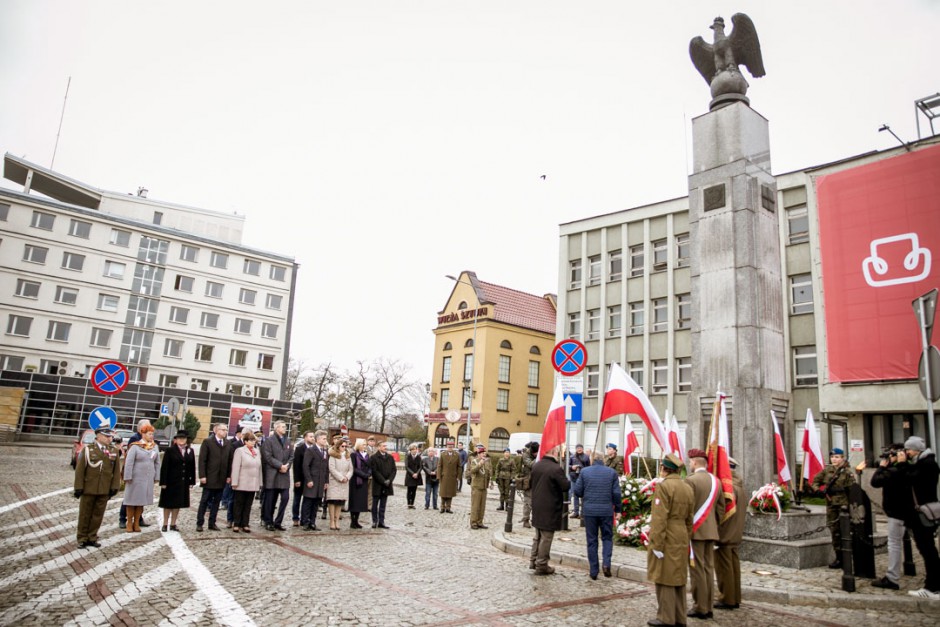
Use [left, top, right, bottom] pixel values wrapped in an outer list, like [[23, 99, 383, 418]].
[[715, 470, 747, 609], [468, 450, 492, 528], [604, 454, 624, 476], [685, 464, 724, 617], [438, 446, 460, 513], [647, 469, 694, 626], [495, 454, 514, 510], [74, 435, 122, 546], [812, 459, 856, 561]]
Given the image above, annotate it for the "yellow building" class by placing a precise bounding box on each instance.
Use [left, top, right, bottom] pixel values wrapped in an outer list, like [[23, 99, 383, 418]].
[[429, 271, 557, 451]]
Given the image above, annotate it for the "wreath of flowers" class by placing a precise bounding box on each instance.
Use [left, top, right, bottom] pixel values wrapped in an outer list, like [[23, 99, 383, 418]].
[[616, 476, 661, 547], [748, 482, 792, 520]]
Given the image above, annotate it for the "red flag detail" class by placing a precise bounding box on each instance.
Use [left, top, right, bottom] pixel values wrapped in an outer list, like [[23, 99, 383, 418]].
[[623, 414, 639, 475], [706, 394, 736, 523], [600, 363, 668, 451], [801, 408, 824, 484], [539, 381, 566, 461], [771, 410, 792, 484]]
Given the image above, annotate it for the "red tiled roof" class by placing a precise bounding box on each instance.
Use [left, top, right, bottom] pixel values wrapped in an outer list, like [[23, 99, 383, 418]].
[[475, 277, 557, 334]]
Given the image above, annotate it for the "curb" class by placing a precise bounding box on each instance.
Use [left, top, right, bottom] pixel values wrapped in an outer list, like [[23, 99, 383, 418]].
[[491, 530, 940, 614]]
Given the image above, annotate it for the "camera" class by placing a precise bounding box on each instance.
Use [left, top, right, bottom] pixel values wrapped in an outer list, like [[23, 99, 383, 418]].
[[879, 444, 902, 461]]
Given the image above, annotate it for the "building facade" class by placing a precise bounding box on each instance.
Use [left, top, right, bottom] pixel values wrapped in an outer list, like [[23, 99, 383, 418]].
[[428, 271, 557, 451]]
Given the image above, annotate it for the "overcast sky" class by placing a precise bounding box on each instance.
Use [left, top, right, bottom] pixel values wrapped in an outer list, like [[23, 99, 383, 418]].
[[2, 1, 937, 391]]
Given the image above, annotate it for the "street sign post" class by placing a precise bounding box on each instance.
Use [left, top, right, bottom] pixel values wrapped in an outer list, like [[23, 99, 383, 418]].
[[167, 397, 181, 417], [90, 360, 129, 396], [552, 339, 587, 377], [88, 406, 117, 431], [913, 289, 939, 450]]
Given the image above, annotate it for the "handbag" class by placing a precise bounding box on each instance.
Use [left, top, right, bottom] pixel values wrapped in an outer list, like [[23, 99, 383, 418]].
[[912, 489, 940, 528]]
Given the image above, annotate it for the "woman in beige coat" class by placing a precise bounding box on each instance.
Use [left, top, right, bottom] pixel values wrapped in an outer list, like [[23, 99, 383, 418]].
[[230, 432, 263, 532], [327, 440, 354, 530]]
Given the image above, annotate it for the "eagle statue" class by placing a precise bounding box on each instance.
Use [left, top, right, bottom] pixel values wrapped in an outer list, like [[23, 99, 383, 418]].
[[689, 13, 765, 110]]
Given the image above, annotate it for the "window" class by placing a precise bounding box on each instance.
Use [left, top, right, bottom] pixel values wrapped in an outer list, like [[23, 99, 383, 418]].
[[266, 294, 282, 310], [628, 361, 644, 387], [23, 244, 48, 264], [205, 281, 224, 298], [90, 327, 112, 348], [676, 293, 691, 329], [180, 245, 199, 262], [652, 239, 668, 270], [270, 265, 286, 281], [61, 251, 85, 271], [244, 259, 261, 275], [239, 288, 256, 305], [104, 261, 126, 279], [15, 279, 40, 299], [790, 273, 814, 315], [258, 353, 275, 370], [569, 259, 582, 289], [528, 360, 540, 387], [652, 359, 668, 393], [586, 308, 600, 340], [530, 346, 541, 355], [793, 346, 818, 386], [30, 211, 55, 230], [500, 339, 513, 349], [210, 251, 228, 269], [174, 275, 194, 292], [787, 205, 809, 245], [234, 318, 252, 334], [230, 349, 248, 367], [588, 255, 601, 286], [110, 229, 131, 247], [135, 237, 167, 266], [677, 357, 691, 392], [498, 355, 511, 383], [463, 354, 474, 381], [69, 219, 91, 239], [194, 344, 214, 362], [6, 315, 32, 337], [497, 389, 509, 411], [159, 374, 179, 388], [652, 297, 668, 332], [461, 386, 471, 409], [0, 354, 24, 370], [527, 393, 538, 415], [261, 323, 279, 339], [464, 339, 474, 348], [586, 365, 599, 397], [0, 203, 9, 220], [46, 320, 71, 342], [442, 356, 452, 383], [200, 312, 220, 329], [255, 387, 271, 400], [630, 244, 644, 277], [629, 302, 644, 335], [676, 233, 690, 268], [98, 294, 120, 312], [608, 305, 622, 337], [568, 312, 581, 339], [609, 250, 623, 281], [164, 339, 183, 358], [440, 388, 450, 410], [191, 378, 209, 392], [169, 306, 189, 324], [54, 286, 78, 305], [153, 211, 163, 225], [444, 342, 453, 351]]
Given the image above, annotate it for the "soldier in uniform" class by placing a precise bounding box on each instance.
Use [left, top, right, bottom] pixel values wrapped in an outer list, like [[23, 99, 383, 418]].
[[812, 447, 857, 568], [438, 439, 460, 513], [468, 444, 492, 529], [495, 448, 514, 511], [74, 426, 122, 548], [516, 442, 538, 528], [715, 457, 747, 610], [685, 448, 724, 620], [604, 443, 624, 476]]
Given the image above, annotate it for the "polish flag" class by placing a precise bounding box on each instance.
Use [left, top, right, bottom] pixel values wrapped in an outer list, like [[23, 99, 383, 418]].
[[538, 379, 567, 461], [771, 410, 792, 484], [623, 414, 640, 475], [666, 412, 686, 462], [801, 408, 824, 484], [706, 393, 736, 523], [599, 362, 668, 452]]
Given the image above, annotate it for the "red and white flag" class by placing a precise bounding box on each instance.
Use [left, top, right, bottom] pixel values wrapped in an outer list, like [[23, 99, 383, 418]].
[[706, 393, 736, 523], [538, 379, 567, 461], [623, 414, 640, 475], [600, 362, 668, 452], [801, 408, 824, 484], [666, 411, 686, 462], [771, 410, 792, 484]]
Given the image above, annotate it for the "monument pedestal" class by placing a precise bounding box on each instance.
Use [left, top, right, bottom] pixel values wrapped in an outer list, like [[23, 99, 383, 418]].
[[741, 509, 832, 569]]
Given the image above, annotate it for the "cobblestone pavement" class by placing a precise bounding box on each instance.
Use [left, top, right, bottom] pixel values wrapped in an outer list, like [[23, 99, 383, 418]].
[[1, 445, 938, 626]]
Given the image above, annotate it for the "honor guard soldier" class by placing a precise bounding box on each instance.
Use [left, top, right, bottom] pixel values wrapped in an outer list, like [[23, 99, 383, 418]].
[[468, 444, 492, 529], [812, 447, 856, 568], [74, 426, 122, 548], [495, 448, 514, 511]]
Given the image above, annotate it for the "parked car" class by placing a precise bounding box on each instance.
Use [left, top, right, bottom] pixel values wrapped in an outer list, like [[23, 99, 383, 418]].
[[70, 429, 96, 468], [153, 428, 172, 451]]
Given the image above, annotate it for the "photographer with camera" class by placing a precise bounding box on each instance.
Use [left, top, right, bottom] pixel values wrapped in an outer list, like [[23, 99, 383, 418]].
[[898, 436, 940, 600], [870, 443, 912, 589]]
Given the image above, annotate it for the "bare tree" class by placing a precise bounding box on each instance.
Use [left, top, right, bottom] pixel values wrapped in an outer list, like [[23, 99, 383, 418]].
[[371, 358, 421, 433], [305, 362, 339, 429], [338, 361, 375, 431], [282, 357, 310, 402]]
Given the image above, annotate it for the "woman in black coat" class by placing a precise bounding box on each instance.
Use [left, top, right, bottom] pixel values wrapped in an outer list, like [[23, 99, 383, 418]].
[[348, 439, 372, 529], [158, 430, 196, 531]]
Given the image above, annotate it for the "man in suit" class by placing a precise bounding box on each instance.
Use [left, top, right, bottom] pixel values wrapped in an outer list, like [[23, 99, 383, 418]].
[[423, 447, 440, 510], [261, 420, 293, 531], [196, 423, 232, 532], [529, 445, 570, 575], [715, 457, 747, 610], [370, 441, 397, 528], [457, 441, 469, 491], [685, 448, 724, 620], [301, 430, 329, 531], [74, 427, 122, 548], [404, 443, 423, 508], [292, 431, 314, 526], [573, 452, 621, 580], [438, 439, 460, 513]]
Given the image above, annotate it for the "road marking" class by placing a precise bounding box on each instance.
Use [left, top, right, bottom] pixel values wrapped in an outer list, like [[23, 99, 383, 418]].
[[0, 522, 157, 568], [6, 499, 119, 531], [157, 590, 209, 626], [63, 559, 182, 627], [0, 519, 73, 549], [162, 525, 257, 626], [0, 487, 71, 515]]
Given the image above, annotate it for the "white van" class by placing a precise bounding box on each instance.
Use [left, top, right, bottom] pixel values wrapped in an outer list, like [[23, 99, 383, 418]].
[[507, 432, 541, 454]]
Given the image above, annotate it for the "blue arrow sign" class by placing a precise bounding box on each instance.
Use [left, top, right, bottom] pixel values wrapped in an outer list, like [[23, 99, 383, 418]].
[[564, 393, 582, 422], [88, 406, 118, 431]]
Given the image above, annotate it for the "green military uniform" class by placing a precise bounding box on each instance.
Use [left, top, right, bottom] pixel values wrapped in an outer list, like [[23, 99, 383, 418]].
[[812, 457, 857, 563], [604, 454, 624, 476], [467, 450, 493, 528], [74, 433, 122, 546], [516, 447, 535, 527], [495, 454, 514, 510]]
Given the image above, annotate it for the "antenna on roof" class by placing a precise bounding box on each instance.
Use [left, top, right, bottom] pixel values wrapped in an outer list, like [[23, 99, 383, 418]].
[[51, 76, 71, 170]]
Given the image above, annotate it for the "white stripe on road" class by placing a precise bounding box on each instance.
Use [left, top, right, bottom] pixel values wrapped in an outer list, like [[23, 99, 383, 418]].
[[0, 538, 165, 624], [0, 487, 71, 515], [0, 519, 74, 549], [6, 499, 120, 532], [157, 590, 209, 627], [0, 523, 157, 568], [162, 528, 257, 626], [63, 559, 183, 627]]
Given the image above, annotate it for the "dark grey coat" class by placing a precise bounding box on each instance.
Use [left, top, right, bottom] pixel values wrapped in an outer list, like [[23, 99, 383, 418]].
[[530, 455, 570, 531], [261, 434, 293, 490], [371, 452, 397, 498], [198, 437, 232, 490], [302, 444, 330, 499]]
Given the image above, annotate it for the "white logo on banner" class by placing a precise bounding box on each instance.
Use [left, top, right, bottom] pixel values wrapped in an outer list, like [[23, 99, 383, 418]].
[[861, 232, 931, 287]]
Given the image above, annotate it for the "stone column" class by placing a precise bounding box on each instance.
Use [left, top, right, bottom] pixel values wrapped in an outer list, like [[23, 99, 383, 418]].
[[686, 102, 790, 494]]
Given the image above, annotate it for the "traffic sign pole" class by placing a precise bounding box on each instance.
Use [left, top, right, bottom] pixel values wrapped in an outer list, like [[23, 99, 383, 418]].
[[915, 293, 937, 451]]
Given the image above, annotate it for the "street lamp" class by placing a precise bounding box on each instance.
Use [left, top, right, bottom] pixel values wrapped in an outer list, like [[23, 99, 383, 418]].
[[446, 274, 478, 449]]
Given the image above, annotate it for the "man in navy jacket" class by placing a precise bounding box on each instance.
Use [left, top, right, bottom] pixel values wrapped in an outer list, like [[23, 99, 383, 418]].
[[573, 453, 622, 580]]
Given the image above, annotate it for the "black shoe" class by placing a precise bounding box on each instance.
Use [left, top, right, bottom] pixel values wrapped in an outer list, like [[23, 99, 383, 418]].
[[170, 525, 178, 532], [590, 573, 597, 580], [208, 525, 221, 531], [425, 506, 430, 510], [829, 560, 842, 569], [647, 620, 673, 626], [350, 523, 363, 529], [529, 562, 536, 570], [161, 525, 168, 532], [196, 525, 204, 532], [82, 540, 102, 548], [570, 513, 580, 519], [534, 566, 555, 576], [871, 576, 900, 590], [118, 521, 126, 528], [687, 610, 712, 619], [603, 566, 612, 578], [378, 524, 390, 529], [714, 602, 739, 609], [265, 524, 275, 531], [138, 519, 151, 527], [274, 525, 287, 531], [477, 524, 488, 529], [307, 525, 320, 532]]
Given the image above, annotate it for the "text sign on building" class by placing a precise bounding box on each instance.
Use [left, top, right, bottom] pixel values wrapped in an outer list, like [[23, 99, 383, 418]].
[[560, 377, 583, 422], [90, 360, 129, 396], [88, 406, 117, 431], [552, 339, 587, 376], [817, 144, 940, 382]]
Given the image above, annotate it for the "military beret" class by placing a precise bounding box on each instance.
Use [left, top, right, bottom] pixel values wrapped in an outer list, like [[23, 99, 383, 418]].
[[687, 448, 707, 459], [830, 448, 844, 455]]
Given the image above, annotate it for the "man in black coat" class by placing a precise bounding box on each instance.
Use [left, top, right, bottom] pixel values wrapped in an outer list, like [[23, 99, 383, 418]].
[[292, 431, 314, 527], [370, 441, 397, 528], [196, 423, 232, 532], [301, 430, 330, 531], [870, 443, 913, 589], [899, 436, 940, 599], [529, 445, 570, 575], [404, 444, 423, 509]]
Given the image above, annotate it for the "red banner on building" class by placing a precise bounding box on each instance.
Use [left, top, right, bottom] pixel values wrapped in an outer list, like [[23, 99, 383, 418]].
[[817, 145, 940, 382], [229, 403, 273, 436]]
